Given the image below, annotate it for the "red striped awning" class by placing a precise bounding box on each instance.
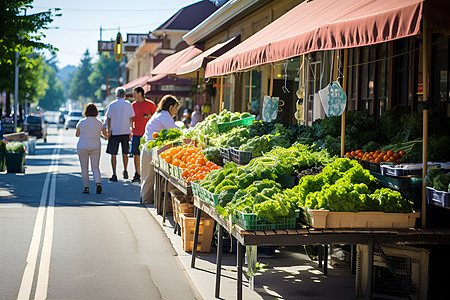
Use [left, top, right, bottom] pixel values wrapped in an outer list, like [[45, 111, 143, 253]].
[[121, 75, 150, 90], [205, 0, 450, 78], [152, 46, 203, 75]]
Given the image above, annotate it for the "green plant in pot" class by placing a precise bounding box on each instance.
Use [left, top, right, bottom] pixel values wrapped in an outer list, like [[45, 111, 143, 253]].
[[5, 142, 26, 173], [0, 140, 6, 171]]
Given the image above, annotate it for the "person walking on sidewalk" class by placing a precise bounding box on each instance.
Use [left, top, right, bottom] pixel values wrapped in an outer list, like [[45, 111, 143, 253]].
[[131, 86, 157, 182], [76, 103, 108, 194], [140, 95, 180, 204], [105, 87, 135, 182]]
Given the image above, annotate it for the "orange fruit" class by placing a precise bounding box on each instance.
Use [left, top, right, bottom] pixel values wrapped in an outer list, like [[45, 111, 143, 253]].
[[399, 150, 406, 157], [152, 132, 159, 139], [387, 150, 394, 157], [165, 156, 172, 164]]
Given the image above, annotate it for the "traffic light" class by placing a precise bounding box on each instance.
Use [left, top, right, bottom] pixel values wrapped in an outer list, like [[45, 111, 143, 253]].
[[114, 32, 123, 62]]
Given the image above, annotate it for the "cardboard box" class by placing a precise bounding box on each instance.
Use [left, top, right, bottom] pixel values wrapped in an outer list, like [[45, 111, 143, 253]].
[[307, 210, 420, 229]]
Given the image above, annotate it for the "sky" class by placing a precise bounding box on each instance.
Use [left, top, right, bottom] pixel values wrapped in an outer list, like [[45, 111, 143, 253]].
[[29, 0, 207, 69]]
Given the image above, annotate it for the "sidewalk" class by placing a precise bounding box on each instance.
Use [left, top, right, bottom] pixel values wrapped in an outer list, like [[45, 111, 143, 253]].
[[145, 206, 357, 300]]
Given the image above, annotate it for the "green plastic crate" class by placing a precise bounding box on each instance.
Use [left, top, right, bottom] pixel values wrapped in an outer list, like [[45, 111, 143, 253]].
[[217, 121, 233, 133], [232, 115, 255, 126], [232, 210, 296, 231], [170, 165, 183, 180], [159, 157, 171, 174], [191, 181, 219, 207], [371, 171, 422, 210]]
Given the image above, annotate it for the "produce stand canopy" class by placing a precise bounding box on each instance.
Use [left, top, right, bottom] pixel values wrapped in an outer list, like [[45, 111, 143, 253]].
[[152, 46, 203, 75], [205, 0, 450, 78]]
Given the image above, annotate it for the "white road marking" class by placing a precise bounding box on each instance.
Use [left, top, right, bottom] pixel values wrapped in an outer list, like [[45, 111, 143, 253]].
[[34, 145, 59, 300], [17, 134, 63, 300]]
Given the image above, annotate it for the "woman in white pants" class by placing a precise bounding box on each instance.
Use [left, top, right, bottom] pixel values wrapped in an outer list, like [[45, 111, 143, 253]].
[[140, 95, 180, 204], [76, 103, 108, 194]]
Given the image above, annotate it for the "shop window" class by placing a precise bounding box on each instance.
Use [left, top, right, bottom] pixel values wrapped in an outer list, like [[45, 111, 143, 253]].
[[243, 70, 262, 114], [223, 75, 233, 111], [360, 46, 375, 114], [376, 43, 390, 116], [431, 35, 450, 116], [393, 38, 416, 111], [347, 49, 359, 111]]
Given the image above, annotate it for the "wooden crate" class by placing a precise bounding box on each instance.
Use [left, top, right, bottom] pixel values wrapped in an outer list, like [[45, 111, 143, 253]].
[[307, 210, 420, 229], [180, 213, 215, 253]]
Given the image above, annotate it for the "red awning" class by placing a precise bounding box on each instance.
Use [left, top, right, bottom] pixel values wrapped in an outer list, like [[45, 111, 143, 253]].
[[148, 74, 192, 85], [176, 35, 240, 76], [122, 75, 150, 90], [205, 0, 450, 78], [152, 46, 203, 75]]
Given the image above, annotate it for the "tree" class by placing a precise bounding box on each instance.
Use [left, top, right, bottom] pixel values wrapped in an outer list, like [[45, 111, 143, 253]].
[[69, 49, 95, 102], [38, 65, 64, 110], [0, 0, 60, 66], [89, 53, 121, 100]]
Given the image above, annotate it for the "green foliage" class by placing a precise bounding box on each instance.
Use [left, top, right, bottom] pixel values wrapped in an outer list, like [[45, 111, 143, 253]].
[[145, 128, 182, 150], [89, 54, 121, 100], [0, 1, 60, 65], [202, 147, 222, 166], [38, 59, 65, 110], [284, 157, 414, 213], [69, 49, 95, 101], [6, 142, 25, 153], [426, 169, 450, 192]]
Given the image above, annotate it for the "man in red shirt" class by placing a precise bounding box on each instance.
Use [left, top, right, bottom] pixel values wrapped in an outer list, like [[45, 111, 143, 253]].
[[131, 86, 157, 182]]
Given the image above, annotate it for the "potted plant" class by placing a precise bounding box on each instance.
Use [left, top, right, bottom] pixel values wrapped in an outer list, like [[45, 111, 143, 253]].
[[5, 142, 26, 173], [0, 140, 6, 171]]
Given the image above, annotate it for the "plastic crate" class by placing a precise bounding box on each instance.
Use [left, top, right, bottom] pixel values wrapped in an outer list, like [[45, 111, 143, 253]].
[[159, 157, 171, 174], [232, 115, 255, 126], [358, 159, 383, 173], [220, 147, 230, 161], [371, 172, 422, 209], [232, 210, 296, 231], [307, 209, 420, 229], [191, 181, 219, 207], [170, 165, 183, 180], [217, 121, 233, 133], [181, 213, 215, 253], [230, 147, 254, 165], [380, 163, 440, 177], [426, 187, 450, 208]]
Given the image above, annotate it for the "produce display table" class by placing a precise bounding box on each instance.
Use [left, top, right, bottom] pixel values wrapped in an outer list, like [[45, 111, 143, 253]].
[[191, 196, 450, 300], [153, 164, 192, 223]]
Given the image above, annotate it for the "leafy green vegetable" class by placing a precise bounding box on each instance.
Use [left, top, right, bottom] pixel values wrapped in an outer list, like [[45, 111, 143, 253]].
[[146, 128, 182, 150], [6, 142, 26, 153]]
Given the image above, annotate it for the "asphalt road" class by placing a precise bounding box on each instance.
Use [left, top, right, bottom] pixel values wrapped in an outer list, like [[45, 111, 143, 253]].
[[0, 126, 200, 300]]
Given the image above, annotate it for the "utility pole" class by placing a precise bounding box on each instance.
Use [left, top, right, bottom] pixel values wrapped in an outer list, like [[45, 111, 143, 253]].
[[14, 51, 19, 132]]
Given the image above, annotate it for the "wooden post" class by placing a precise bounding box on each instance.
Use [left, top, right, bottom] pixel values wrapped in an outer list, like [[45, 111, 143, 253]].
[[219, 76, 224, 112], [341, 49, 349, 158], [422, 21, 429, 229], [269, 65, 274, 97]]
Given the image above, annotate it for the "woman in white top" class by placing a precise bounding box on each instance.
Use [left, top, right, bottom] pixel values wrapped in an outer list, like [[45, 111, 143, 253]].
[[140, 95, 180, 204], [76, 103, 108, 194]]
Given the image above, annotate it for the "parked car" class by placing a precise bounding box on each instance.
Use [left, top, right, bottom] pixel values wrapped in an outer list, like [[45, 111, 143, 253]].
[[23, 114, 47, 142], [64, 110, 83, 129]]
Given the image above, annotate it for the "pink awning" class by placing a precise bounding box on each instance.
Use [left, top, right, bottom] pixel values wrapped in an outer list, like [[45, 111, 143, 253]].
[[206, 0, 450, 78], [176, 36, 240, 76], [148, 74, 192, 85], [152, 46, 203, 75], [122, 75, 150, 90]]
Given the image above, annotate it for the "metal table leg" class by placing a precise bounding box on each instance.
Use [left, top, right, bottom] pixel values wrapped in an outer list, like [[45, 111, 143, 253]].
[[215, 225, 223, 298], [351, 244, 357, 275], [153, 172, 159, 209], [323, 244, 328, 276], [237, 242, 243, 300], [190, 207, 201, 268], [367, 238, 374, 300], [318, 245, 323, 268], [162, 179, 168, 224]]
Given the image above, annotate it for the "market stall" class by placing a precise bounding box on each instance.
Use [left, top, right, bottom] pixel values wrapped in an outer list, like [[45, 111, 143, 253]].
[[143, 106, 450, 299]]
